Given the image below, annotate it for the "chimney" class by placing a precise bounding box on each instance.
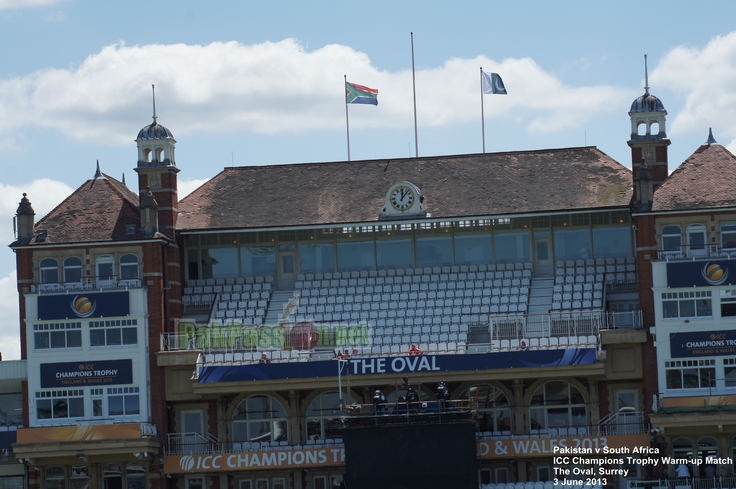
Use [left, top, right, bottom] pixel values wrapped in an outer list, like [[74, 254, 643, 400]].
[[15, 193, 35, 243]]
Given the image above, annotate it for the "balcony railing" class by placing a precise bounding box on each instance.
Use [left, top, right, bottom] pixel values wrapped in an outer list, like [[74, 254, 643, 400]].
[[30, 276, 142, 293], [490, 310, 642, 341], [657, 244, 736, 261]]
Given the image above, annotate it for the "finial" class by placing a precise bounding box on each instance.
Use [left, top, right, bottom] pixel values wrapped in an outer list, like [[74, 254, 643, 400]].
[[122, 173, 126, 186], [94, 160, 102, 179], [707, 127, 717, 145], [152, 84, 157, 124], [644, 54, 649, 95]]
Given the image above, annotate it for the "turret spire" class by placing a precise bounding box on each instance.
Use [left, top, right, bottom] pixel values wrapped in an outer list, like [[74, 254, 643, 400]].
[[152, 84, 157, 124], [94, 160, 102, 179], [644, 54, 649, 95]]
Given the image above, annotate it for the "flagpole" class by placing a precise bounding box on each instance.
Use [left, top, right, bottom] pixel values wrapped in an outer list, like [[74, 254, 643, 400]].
[[344, 75, 351, 161], [480, 67, 486, 154], [411, 32, 418, 157]]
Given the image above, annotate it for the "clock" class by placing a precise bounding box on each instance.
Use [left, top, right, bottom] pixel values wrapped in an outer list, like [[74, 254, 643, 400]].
[[390, 185, 416, 211]]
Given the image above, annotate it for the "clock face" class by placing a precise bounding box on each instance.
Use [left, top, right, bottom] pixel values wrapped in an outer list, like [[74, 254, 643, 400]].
[[390, 185, 415, 211]]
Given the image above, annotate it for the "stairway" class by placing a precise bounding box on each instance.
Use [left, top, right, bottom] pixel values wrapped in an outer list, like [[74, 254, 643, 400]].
[[527, 277, 554, 315], [264, 290, 297, 325]]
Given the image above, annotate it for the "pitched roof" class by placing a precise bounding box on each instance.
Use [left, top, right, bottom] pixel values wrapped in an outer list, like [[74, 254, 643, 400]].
[[18, 174, 143, 246], [177, 147, 633, 231], [653, 142, 736, 212]]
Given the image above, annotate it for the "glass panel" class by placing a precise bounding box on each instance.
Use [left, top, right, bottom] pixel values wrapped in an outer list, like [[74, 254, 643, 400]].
[[35, 332, 50, 349], [199, 247, 238, 279], [553, 229, 592, 262], [416, 236, 453, 268], [454, 234, 492, 266], [376, 239, 413, 270], [122, 328, 138, 345], [125, 395, 140, 415], [529, 407, 545, 430], [725, 367, 736, 387], [547, 407, 569, 427], [662, 301, 679, 318], [233, 422, 248, 442], [37, 399, 52, 419], [536, 241, 549, 260], [106, 328, 122, 346], [248, 421, 271, 441], [109, 396, 123, 416], [544, 382, 568, 405], [67, 330, 82, 348], [98, 262, 114, 280], [281, 255, 294, 274], [494, 232, 530, 263], [247, 396, 270, 419], [666, 369, 682, 389], [663, 236, 682, 252], [53, 399, 68, 418], [240, 246, 277, 277], [50, 331, 66, 348], [69, 397, 84, 417], [90, 330, 105, 347], [701, 368, 715, 388], [299, 243, 335, 274], [696, 299, 712, 317], [592, 227, 632, 258], [683, 368, 699, 388], [679, 300, 695, 318], [337, 241, 375, 272]]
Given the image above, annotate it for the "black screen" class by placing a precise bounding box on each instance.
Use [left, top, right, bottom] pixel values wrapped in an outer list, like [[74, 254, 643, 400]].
[[343, 423, 478, 489]]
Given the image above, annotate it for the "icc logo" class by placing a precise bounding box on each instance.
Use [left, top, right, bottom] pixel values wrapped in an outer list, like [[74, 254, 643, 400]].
[[179, 455, 195, 471], [71, 296, 96, 318], [702, 263, 728, 286]]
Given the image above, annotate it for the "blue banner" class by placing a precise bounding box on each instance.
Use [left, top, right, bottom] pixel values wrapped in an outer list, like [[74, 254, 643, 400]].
[[37, 291, 130, 320], [667, 260, 736, 288], [670, 331, 736, 358], [40, 359, 133, 388], [199, 349, 596, 383]]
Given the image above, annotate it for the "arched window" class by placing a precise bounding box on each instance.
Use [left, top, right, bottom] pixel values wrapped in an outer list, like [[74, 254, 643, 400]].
[[126, 463, 146, 489], [650, 121, 660, 135], [155, 148, 164, 162], [143, 148, 151, 163], [40, 258, 59, 284], [232, 395, 288, 443], [461, 384, 511, 433], [120, 254, 139, 280], [687, 224, 707, 254], [529, 381, 586, 431], [45, 466, 65, 489], [103, 464, 122, 488], [662, 226, 682, 252], [70, 466, 88, 488], [96, 255, 115, 282], [722, 223, 736, 249], [306, 391, 354, 441], [63, 257, 83, 283]]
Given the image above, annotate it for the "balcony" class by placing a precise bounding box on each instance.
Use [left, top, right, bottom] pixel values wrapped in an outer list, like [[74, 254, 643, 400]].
[[656, 244, 735, 262], [28, 276, 143, 294]]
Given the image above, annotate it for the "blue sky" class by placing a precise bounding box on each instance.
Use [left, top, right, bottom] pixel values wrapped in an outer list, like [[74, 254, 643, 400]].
[[2, 0, 736, 358]]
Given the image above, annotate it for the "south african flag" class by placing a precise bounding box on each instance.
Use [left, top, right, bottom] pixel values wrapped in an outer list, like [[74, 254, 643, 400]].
[[345, 81, 378, 106]]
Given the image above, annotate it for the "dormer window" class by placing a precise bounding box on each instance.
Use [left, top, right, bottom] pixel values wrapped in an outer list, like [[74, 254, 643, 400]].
[[96, 255, 115, 281], [662, 225, 682, 252], [687, 224, 707, 254]]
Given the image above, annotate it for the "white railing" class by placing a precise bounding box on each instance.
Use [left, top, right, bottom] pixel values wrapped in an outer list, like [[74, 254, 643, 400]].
[[598, 409, 645, 435], [31, 277, 142, 293], [657, 244, 733, 261], [167, 431, 221, 455], [629, 478, 736, 489], [490, 310, 642, 341]]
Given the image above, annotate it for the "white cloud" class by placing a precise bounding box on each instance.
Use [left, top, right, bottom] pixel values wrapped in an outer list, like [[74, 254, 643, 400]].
[[178, 178, 209, 199], [654, 32, 736, 150], [0, 270, 20, 360], [0, 40, 632, 148], [0, 0, 62, 9]]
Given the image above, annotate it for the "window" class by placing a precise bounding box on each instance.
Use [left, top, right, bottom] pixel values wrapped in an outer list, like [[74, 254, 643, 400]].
[[36, 390, 84, 420], [416, 236, 453, 268], [186, 477, 205, 489], [90, 319, 138, 346], [723, 223, 736, 249], [662, 225, 682, 252], [454, 234, 492, 266], [687, 224, 707, 253], [460, 384, 511, 433], [108, 386, 140, 416], [554, 229, 592, 261], [721, 290, 736, 317], [232, 395, 288, 443], [70, 466, 88, 489], [120, 254, 139, 280], [662, 291, 712, 319], [665, 359, 716, 389], [103, 465, 122, 489], [63, 257, 83, 283], [34, 322, 82, 350], [376, 239, 413, 270], [529, 381, 586, 431], [299, 243, 335, 274], [96, 255, 115, 281], [592, 227, 632, 258], [40, 258, 59, 284], [46, 466, 66, 489], [0, 393, 22, 427], [126, 463, 146, 489], [306, 391, 354, 440], [240, 246, 277, 277], [336, 241, 375, 272], [725, 358, 736, 388], [91, 388, 103, 417], [201, 247, 238, 279], [494, 232, 530, 263]]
